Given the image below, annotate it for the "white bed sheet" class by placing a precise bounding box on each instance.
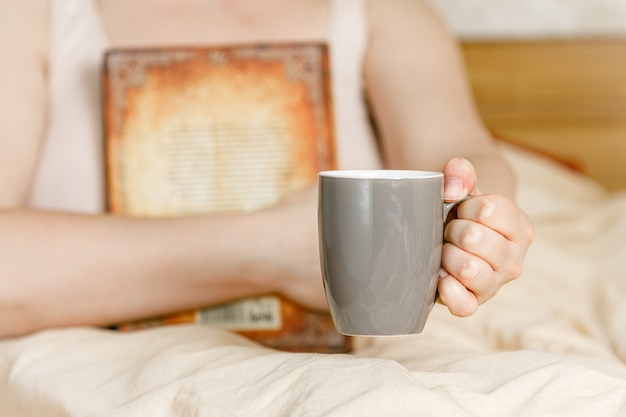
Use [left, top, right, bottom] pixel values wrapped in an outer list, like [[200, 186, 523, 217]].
[[2, 143, 626, 416]]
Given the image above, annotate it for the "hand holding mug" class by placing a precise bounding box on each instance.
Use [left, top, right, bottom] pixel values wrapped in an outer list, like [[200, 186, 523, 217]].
[[317, 158, 534, 336], [438, 157, 535, 317]]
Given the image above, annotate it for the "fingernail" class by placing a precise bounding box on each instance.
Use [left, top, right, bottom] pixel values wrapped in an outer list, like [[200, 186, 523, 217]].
[[444, 178, 465, 200]]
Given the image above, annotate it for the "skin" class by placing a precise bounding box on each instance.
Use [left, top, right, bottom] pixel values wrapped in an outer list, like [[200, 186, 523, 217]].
[[0, 0, 534, 337]]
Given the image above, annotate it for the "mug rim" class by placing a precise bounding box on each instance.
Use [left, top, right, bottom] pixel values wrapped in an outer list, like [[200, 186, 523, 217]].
[[318, 169, 443, 180]]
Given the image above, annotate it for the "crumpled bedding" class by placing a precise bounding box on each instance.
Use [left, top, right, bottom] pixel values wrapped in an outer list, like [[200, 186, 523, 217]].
[[2, 143, 626, 417]]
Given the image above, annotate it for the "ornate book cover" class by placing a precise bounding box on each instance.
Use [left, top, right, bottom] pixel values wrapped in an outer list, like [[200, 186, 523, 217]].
[[102, 43, 349, 353]]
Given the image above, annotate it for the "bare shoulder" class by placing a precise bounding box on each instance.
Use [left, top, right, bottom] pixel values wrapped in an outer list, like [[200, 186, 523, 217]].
[[364, 0, 450, 39], [0, 0, 48, 51], [362, 0, 460, 77], [0, 0, 48, 72]]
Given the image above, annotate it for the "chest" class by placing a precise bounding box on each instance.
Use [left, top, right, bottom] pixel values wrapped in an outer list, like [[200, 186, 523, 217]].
[[95, 0, 330, 47]]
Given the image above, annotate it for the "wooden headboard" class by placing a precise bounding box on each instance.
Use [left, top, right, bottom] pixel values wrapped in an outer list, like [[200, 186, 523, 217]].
[[461, 38, 626, 190]]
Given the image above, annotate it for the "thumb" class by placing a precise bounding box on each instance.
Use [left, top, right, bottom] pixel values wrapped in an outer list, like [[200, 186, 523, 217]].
[[443, 157, 477, 202]]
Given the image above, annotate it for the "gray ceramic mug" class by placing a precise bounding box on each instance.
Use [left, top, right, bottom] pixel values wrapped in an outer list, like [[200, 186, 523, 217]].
[[318, 170, 468, 336]]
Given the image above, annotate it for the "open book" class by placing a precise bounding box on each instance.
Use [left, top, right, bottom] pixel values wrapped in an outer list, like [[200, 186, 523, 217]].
[[102, 43, 349, 353]]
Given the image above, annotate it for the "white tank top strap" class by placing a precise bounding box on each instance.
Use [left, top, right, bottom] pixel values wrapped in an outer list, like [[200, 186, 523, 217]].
[[326, 0, 382, 169], [28, 0, 109, 212]]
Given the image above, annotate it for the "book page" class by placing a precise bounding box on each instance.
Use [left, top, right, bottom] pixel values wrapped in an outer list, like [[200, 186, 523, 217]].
[[104, 44, 334, 216]]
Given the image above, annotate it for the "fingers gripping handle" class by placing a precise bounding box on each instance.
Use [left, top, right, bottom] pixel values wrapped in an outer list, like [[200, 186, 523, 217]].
[[443, 195, 472, 224]]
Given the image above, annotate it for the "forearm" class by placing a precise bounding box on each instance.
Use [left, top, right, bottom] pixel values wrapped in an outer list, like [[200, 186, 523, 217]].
[[0, 209, 279, 337]]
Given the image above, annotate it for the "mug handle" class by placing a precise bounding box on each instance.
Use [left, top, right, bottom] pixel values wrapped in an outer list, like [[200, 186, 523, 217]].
[[443, 194, 472, 224]]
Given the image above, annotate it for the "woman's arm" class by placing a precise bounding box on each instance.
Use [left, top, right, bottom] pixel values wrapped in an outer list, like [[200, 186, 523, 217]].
[[364, 0, 515, 197], [0, 2, 325, 337], [0, 203, 323, 337], [364, 0, 534, 316]]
